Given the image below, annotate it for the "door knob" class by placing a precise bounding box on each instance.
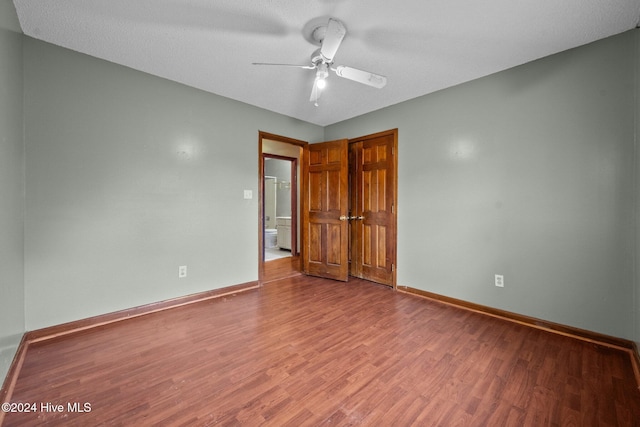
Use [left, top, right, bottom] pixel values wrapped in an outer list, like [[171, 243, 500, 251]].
[[341, 215, 365, 220]]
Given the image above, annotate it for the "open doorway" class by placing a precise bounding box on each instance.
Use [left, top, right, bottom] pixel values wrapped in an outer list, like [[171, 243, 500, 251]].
[[263, 155, 297, 261], [258, 132, 306, 283]]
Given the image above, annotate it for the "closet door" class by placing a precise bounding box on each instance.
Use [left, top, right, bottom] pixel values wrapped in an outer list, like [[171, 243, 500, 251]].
[[349, 130, 397, 286], [303, 139, 349, 281]]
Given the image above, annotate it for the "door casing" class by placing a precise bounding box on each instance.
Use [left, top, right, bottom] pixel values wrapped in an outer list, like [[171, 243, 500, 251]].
[[258, 132, 306, 284]]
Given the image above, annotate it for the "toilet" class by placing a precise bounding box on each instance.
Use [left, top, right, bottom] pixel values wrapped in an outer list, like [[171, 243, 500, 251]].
[[265, 229, 277, 248]]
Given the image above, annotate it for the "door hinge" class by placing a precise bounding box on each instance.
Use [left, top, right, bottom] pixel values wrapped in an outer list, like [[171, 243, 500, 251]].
[[391, 263, 395, 272]]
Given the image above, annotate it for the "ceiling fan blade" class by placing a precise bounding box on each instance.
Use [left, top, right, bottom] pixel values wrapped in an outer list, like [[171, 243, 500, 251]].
[[309, 77, 322, 107], [252, 62, 315, 69], [333, 65, 387, 88], [320, 18, 346, 62]]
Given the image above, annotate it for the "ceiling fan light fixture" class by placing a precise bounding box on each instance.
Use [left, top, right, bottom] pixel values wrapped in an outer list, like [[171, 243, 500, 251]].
[[315, 63, 329, 90]]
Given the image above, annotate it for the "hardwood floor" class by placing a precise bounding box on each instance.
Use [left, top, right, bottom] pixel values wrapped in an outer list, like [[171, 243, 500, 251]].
[[2, 276, 639, 426], [261, 256, 302, 284]]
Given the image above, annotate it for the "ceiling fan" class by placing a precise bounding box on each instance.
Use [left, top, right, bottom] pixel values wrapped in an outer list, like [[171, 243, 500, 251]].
[[253, 17, 387, 106]]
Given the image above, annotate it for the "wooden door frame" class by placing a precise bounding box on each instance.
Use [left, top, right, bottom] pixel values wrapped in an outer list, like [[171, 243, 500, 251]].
[[258, 131, 307, 284]]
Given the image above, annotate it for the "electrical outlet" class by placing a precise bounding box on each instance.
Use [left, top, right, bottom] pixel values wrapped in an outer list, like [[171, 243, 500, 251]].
[[495, 274, 504, 288], [178, 265, 187, 278]]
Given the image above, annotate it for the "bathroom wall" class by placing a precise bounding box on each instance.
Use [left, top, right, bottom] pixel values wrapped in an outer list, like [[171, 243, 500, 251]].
[[264, 177, 277, 230], [23, 38, 324, 330], [326, 30, 637, 340], [0, 0, 24, 383], [265, 159, 293, 217]]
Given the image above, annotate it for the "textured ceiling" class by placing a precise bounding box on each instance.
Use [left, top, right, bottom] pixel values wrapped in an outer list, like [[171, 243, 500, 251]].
[[12, 0, 640, 126]]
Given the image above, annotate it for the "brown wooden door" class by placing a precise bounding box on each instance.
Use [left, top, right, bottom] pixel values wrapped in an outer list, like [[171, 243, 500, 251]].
[[349, 130, 397, 286], [302, 139, 349, 281]]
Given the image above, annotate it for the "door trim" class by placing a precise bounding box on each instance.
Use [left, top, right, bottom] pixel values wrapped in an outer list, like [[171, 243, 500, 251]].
[[258, 132, 307, 284]]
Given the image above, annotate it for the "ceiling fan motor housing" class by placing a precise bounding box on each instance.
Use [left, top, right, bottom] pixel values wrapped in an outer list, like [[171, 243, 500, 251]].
[[311, 25, 327, 45], [303, 16, 342, 46], [311, 48, 325, 66]]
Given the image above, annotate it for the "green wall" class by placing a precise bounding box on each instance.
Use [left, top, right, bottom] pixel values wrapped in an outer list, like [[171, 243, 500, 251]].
[[23, 38, 324, 330], [0, 0, 24, 382], [326, 30, 638, 342]]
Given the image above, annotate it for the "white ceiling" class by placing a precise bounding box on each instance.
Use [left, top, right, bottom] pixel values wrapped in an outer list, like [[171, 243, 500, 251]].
[[12, 0, 640, 126]]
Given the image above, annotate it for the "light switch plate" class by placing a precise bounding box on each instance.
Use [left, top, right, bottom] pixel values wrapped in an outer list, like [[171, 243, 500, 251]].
[[244, 189, 253, 199]]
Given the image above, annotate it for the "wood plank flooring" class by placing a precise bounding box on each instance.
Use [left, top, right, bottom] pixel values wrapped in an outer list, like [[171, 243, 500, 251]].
[[3, 276, 639, 426]]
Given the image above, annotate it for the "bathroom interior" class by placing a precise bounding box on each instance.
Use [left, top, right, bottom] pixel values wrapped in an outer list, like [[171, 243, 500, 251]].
[[263, 155, 296, 261]]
